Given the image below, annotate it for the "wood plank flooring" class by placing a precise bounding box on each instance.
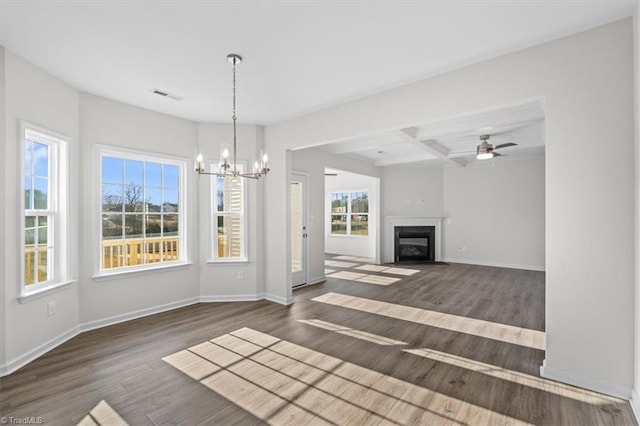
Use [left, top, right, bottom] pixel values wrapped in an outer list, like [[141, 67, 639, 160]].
[[0, 255, 635, 425]]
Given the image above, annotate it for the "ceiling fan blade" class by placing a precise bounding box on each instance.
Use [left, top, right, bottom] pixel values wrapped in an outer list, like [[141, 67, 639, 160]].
[[494, 142, 517, 150], [324, 173, 338, 176], [493, 152, 504, 157]]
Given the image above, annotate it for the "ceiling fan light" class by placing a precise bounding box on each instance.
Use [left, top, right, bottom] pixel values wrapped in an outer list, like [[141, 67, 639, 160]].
[[477, 152, 493, 160]]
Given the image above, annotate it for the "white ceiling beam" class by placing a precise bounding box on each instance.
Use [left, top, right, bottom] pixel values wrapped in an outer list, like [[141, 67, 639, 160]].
[[418, 139, 466, 167], [373, 153, 439, 167], [393, 128, 420, 141], [414, 116, 544, 142]]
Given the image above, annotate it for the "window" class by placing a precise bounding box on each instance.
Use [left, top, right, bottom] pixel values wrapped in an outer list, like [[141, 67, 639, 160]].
[[99, 148, 186, 273], [330, 191, 369, 236], [212, 165, 246, 261], [21, 123, 68, 294]]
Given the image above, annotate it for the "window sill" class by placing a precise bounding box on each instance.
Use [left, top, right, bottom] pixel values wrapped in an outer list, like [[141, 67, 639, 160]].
[[92, 262, 193, 282], [19, 279, 76, 304], [206, 258, 249, 265]]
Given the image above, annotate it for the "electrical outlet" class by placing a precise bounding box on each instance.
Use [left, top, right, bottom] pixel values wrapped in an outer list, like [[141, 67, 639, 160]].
[[237, 271, 244, 280], [47, 301, 56, 317]]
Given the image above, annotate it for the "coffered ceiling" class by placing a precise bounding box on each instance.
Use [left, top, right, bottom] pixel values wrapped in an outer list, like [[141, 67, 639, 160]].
[[316, 100, 545, 167]]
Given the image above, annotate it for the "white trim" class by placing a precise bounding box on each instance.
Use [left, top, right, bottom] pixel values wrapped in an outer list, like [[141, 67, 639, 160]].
[[0, 325, 80, 377], [18, 279, 75, 304], [95, 145, 188, 275], [630, 388, 640, 423], [18, 121, 70, 297], [92, 261, 193, 281], [264, 293, 294, 305], [0, 290, 305, 376], [443, 258, 546, 272], [80, 297, 200, 333], [206, 259, 249, 265], [199, 294, 265, 302], [540, 359, 632, 399], [384, 215, 443, 263]]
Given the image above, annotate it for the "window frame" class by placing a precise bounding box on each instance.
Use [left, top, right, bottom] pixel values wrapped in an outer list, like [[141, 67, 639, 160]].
[[209, 161, 248, 263], [329, 190, 369, 237], [19, 121, 70, 298], [95, 145, 188, 277]]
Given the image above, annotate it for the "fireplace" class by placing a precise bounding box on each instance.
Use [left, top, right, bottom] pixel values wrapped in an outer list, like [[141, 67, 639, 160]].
[[394, 226, 435, 263], [384, 216, 442, 263]]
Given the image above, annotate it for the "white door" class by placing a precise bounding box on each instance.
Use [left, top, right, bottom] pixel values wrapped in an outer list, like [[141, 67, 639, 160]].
[[291, 173, 308, 287]]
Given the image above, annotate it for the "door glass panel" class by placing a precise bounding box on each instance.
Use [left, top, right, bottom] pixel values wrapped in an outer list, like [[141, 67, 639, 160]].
[[291, 181, 303, 273]]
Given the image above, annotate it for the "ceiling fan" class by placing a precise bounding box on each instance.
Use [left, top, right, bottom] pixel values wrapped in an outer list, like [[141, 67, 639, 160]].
[[475, 134, 517, 160]]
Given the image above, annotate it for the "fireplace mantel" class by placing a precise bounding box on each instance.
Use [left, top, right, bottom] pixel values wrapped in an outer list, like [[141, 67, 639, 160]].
[[384, 216, 443, 263]]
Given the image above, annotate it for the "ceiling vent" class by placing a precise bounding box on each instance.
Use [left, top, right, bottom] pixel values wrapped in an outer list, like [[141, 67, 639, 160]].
[[151, 88, 185, 101]]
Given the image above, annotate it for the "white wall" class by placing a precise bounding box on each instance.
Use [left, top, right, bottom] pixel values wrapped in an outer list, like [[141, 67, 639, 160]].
[[291, 149, 326, 285], [79, 93, 200, 324], [443, 158, 545, 270], [3, 50, 81, 364], [0, 47, 7, 369], [633, 1, 640, 416], [265, 19, 635, 397], [383, 165, 444, 216], [292, 147, 382, 286], [197, 123, 265, 300], [325, 170, 379, 259]]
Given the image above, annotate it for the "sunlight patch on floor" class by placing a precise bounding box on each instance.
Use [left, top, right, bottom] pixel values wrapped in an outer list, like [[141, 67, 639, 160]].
[[77, 400, 127, 426], [404, 348, 619, 405], [163, 327, 532, 426], [324, 260, 360, 268], [312, 292, 546, 350], [327, 270, 401, 286], [298, 318, 408, 345]]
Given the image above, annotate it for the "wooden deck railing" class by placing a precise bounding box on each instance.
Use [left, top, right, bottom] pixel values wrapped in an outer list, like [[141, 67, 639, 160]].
[[102, 237, 180, 269], [24, 246, 47, 285], [25, 238, 181, 284]]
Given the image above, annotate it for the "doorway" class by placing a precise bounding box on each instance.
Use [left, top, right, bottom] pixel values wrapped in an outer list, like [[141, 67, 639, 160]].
[[291, 172, 308, 287]]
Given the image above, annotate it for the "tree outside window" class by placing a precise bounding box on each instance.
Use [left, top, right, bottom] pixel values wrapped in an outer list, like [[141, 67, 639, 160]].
[[330, 191, 368, 236], [100, 154, 183, 271]]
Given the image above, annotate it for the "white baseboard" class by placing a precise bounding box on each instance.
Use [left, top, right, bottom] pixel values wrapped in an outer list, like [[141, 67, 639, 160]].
[[1, 325, 80, 377], [199, 294, 265, 302], [264, 293, 294, 305], [540, 359, 632, 399], [631, 388, 640, 422], [443, 257, 545, 272], [80, 297, 200, 333], [0, 291, 297, 377]]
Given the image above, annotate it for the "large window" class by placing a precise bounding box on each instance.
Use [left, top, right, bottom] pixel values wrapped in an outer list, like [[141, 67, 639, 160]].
[[330, 191, 369, 236], [21, 123, 68, 294], [100, 149, 185, 272], [212, 165, 246, 261]]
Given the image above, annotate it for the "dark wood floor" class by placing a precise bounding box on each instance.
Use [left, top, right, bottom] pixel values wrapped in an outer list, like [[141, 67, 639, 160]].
[[0, 256, 635, 425]]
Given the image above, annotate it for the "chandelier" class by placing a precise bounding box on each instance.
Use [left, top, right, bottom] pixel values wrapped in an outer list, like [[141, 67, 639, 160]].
[[195, 54, 269, 179]]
